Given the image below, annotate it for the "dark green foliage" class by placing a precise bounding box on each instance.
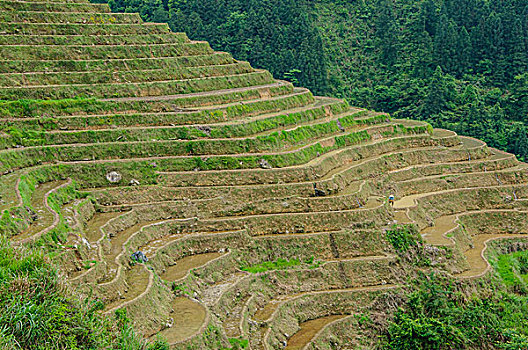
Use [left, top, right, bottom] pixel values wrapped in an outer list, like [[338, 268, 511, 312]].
[[385, 224, 420, 253], [384, 273, 528, 350]]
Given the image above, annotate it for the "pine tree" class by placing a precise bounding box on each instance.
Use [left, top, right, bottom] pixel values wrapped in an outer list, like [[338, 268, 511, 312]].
[[421, 66, 449, 119], [375, 0, 398, 67], [513, 125, 528, 161]]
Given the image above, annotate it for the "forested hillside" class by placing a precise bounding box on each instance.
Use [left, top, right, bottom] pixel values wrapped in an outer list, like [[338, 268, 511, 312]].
[[100, 0, 528, 161]]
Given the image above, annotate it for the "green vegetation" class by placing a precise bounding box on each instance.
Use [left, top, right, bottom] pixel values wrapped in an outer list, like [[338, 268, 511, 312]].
[[386, 225, 421, 253], [107, 0, 528, 160], [241, 257, 320, 273], [383, 273, 528, 350], [222, 338, 249, 350], [496, 250, 528, 292], [0, 237, 167, 349]]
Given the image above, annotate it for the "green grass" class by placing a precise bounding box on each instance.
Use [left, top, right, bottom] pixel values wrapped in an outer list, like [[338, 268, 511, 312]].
[[497, 251, 528, 291], [0, 82, 289, 117], [0, 42, 212, 61], [0, 236, 168, 349], [222, 338, 249, 350], [241, 257, 320, 273]]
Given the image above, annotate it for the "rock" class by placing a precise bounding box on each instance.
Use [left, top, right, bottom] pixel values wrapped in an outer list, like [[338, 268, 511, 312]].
[[81, 238, 91, 248], [165, 317, 174, 328], [259, 159, 272, 169], [129, 179, 140, 186], [106, 171, 122, 183]]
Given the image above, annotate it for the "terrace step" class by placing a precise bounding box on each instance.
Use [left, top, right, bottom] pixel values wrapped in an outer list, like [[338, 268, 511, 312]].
[[394, 182, 528, 210], [0, 11, 142, 24], [0, 42, 213, 61], [0, 22, 171, 36], [421, 209, 528, 278], [284, 315, 346, 350], [0, 53, 236, 74], [1, 88, 311, 132], [156, 135, 450, 188], [2, 96, 345, 146], [0, 62, 255, 87], [0, 113, 399, 171], [11, 179, 69, 243], [260, 285, 398, 349], [395, 165, 528, 197], [153, 297, 207, 344], [159, 252, 225, 282], [388, 148, 518, 182], [103, 263, 150, 311], [0, 0, 110, 12], [0, 70, 275, 100], [0, 33, 190, 46], [83, 211, 123, 243]]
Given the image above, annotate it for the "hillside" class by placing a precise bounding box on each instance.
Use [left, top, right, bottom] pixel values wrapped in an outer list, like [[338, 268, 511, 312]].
[[1, 0, 528, 349], [118, 0, 528, 163]]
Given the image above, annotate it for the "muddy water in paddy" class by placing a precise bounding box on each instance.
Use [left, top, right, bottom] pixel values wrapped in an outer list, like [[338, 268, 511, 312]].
[[14, 180, 66, 241], [160, 252, 223, 282], [155, 297, 206, 343], [421, 214, 458, 246], [285, 315, 346, 350], [103, 264, 149, 311], [253, 299, 284, 322], [394, 210, 412, 224], [84, 211, 123, 243], [458, 233, 528, 278], [101, 220, 159, 282], [139, 233, 184, 257]]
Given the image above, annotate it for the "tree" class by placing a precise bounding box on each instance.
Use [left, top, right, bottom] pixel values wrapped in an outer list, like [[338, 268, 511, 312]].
[[420, 66, 449, 119]]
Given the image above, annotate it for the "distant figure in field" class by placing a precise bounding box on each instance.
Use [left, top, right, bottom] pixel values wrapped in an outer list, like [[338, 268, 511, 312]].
[[388, 194, 395, 207], [313, 183, 326, 197]]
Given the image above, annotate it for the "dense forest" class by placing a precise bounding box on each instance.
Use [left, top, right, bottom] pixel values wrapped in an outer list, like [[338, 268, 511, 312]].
[[99, 0, 528, 161]]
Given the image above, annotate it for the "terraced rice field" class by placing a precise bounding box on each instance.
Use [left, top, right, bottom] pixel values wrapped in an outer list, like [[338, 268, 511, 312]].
[[1, 0, 528, 348]]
